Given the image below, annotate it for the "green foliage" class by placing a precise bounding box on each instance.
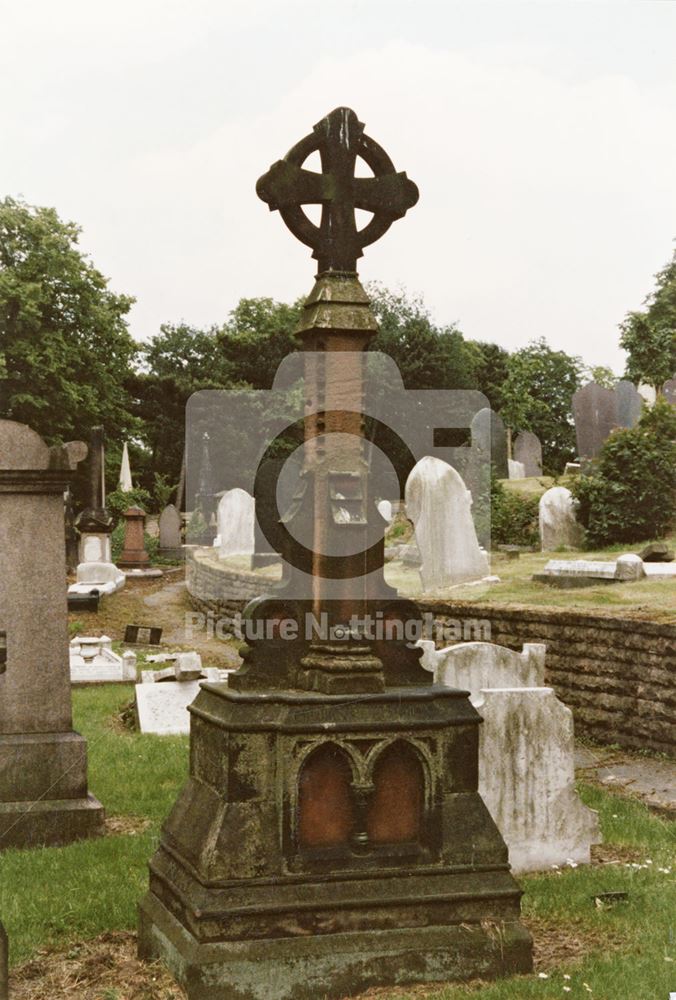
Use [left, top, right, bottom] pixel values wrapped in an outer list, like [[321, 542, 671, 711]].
[[587, 364, 616, 389], [501, 337, 583, 475], [0, 197, 137, 447], [152, 472, 176, 510], [620, 245, 676, 390], [572, 399, 676, 546], [489, 475, 540, 547], [105, 486, 152, 526], [465, 340, 511, 411]]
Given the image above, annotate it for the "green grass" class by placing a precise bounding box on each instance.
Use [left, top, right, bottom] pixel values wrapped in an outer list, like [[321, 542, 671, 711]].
[[0, 688, 674, 1000]]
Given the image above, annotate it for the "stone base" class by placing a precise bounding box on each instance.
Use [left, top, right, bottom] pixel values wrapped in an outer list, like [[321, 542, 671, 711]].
[[139, 890, 532, 1000], [0, 793, 104, 851], [0, 731, 104, 850]]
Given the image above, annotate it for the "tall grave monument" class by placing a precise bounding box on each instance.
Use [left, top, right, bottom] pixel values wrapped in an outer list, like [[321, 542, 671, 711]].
[[139, 107, 531, 999], [0, 420, 104, 849]]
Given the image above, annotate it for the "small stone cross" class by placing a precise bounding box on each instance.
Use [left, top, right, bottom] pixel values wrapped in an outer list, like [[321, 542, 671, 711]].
[[257, 107, 418, 272]]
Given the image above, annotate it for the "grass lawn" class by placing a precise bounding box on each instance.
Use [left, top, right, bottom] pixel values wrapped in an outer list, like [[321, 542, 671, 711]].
[[0, 684, 674, 999]]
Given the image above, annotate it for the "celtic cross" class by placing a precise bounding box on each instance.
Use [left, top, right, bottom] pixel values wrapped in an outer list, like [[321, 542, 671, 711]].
[[256, 107, 419, 273]]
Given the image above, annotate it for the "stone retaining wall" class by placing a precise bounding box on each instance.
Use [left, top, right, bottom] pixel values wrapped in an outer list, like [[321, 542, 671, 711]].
[[186, 552, 675, 755], [420, 600, 675, 755]]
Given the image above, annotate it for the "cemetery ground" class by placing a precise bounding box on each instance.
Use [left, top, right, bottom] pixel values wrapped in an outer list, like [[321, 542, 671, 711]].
[[0, 563, 674, 999]]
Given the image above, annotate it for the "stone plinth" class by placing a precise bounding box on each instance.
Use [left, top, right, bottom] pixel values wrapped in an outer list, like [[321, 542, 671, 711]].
[[0, 420, 104, 850], [138, 684, 531, 998], [118, 506, 150, 568]]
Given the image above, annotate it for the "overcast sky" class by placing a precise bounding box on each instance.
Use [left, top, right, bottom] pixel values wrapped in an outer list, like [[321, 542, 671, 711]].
[[2, 1, 675, 372]]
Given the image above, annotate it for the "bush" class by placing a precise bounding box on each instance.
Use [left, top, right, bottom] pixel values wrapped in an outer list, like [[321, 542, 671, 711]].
[[571, 398, 676, 547], [489, 476, 540, 547], [106, 487, 152, 526]]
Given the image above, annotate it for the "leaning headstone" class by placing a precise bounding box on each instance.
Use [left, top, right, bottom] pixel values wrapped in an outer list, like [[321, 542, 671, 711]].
[[159, 504, 183, 559], [572, 382, 619, 460], [135, 658, 231, 735], [663, 377, 676, 406], [405, 456, 489, 590], [0, 420, 104, 849], [217, 488, 255, 559], [615, 380, 643, 429], [471, 407, 508, 478], [419, 640, 601, 872], [539, 486, 584, 550], [508, 459, 525, 479], [0, 920, 6, 1000], [513, 431, 543, 477]]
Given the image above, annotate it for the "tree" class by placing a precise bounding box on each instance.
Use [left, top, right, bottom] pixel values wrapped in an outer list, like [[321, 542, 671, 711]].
[[620, 246, 676, 391], [572, 399, 676, 546], [465, 341, 511, 411], [500, 338, 583, 475], [0, 197, 137, 447]]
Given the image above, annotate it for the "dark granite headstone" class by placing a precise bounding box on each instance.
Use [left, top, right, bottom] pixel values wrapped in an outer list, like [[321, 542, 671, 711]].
[[471, 407, 508, 478], [615, 380, 643, 429], [663, 376, 676, 406], [124, 625, 163, 645], [572, 382, 619, 460], [513, 430, 543, 477]]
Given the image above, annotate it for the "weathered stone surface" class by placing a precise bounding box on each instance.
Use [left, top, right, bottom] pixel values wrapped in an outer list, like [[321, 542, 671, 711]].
[[0, 419, 104, 849], [615, 380, 643, 428], [217, 488, 255, 559], [118, 506, 150, 568], [615, 553, 645, 582], [639, 541, 674, 562], [513, 431, 542, 477], [69, 560, 126, 597], [538, 486, 584, 551], [662, 376, 676, 405], [478, 689, 601, 871], [417, 599, 676, 755], [405, 456, 489, 591], [419, 640, 600, 871], [471, 408, 508, 478], [159, 504, 183, 557], [377, 499, 393, 523], [508, 459, 525, 479], [572, 382, 619, 460]]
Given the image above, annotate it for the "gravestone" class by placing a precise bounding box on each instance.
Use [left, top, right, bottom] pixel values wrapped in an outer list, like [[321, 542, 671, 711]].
[[638, 383, 657, 406], [70, 426, 123, 597], [406, 456, 489, 590], [70, 635, 137, 684], [513, 431, 542, 477], [539, 486, 584, 550], [0, 420, 104, 849], [64, 487, 80, 573], [135, 657, 230, 734], [118, 506, 150, 568], [377, 498, 393, 523], [471, 407, 508, 478], [217, 488, 255, 559], [139, 107, 531, 998], [572, 382, 618, 459], [0, 921, 6, 1000], [663, 376, 676, 405], [419, 640, 601, 871], [508, 459, 525, 479], [615, 380, 642, 429], [159, 504, 183, 559]]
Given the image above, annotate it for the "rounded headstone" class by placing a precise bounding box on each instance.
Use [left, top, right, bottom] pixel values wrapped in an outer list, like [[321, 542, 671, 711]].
[[615, 553, 645, 582]]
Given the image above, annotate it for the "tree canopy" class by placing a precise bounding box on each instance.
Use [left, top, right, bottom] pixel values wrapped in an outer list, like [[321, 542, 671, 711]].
[[0, 197, 137, 446], [620, 246, 676, 391]]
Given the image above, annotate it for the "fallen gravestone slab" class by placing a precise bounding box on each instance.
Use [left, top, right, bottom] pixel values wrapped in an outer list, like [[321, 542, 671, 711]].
[[135, 657, 231, 735], [124, 625, 163, 645], [638, 541, 675, 563]]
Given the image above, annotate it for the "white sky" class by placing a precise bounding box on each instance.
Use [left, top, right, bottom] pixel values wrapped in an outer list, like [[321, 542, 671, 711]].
[[2, 0, 675, 372]]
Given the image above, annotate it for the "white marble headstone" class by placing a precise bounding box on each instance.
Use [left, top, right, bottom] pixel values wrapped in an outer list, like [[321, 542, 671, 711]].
[[405, 456, 489, 591], [217, 488, 255, 559], [539, 486, 584, 551]]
